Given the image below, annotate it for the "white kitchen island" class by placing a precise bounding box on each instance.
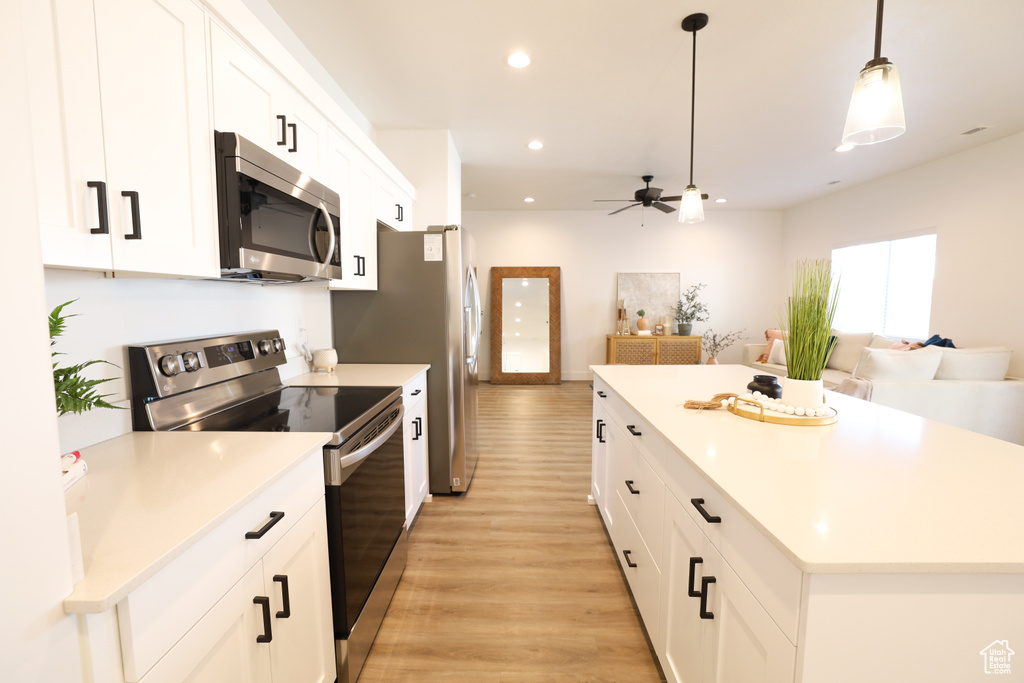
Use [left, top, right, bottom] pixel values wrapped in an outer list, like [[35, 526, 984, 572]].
[[591, 364, 1024, 683]]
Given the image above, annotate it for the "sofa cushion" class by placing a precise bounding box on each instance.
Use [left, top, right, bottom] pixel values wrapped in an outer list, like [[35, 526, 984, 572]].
[[767, 340, 787, 366], [934, 347, 1012, 380], [869, 334, 902, 349], [827, 332, 874, 373], [854, 346, 943, 381], [758, 329, 787, 363]]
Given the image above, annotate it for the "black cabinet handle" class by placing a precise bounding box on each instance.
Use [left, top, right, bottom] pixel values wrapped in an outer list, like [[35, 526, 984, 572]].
[[395, 203, 402, 222], [690, 498, 722, 524], [412, 417, 421, 440], [597, 391, 607, 398], [625, 480, 640, 495], [277, 115, 287, 145], [410, 389, 421, 396], [354, 255, 366, 276], [622, 549, 637, 568], [245, 511, 285, 539], [596, 419, 605, 443], [699, 576, 717, 619], [87, 181, 109, 234], [122, 191, 141, 240], [288, 122, 297, 153], [273, 575, 291, 618], [626, 425, 642, 437], [254, 596, 273, 642], [688, 557, 704, 598]]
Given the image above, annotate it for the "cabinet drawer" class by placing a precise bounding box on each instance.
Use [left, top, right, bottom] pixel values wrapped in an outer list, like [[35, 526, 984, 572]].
[[403, 372, 427, 407], [612, 438, 665, 569], [117, 450, 324, 682], [664, 449, 803, 644], [599, 383, 667, 478], [610, 487, 661, 645]]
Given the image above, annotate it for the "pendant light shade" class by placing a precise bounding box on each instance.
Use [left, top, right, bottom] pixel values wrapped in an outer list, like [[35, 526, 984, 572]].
[[679, 13, 708, 225], [842, 0, 905, 145]]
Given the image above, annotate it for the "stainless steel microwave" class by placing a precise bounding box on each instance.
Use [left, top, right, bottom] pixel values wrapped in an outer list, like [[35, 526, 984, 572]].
[[215, 131, 342, 283]]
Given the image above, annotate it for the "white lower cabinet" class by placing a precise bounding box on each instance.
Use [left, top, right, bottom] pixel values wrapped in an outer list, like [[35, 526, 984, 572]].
[[402, 371, 429, 527], [138, 497, 334, 683]]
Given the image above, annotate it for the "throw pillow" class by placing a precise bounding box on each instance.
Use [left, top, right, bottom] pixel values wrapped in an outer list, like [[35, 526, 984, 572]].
[[869, 334, 902, 349], [826, 332, 874, 373], [934, 347, 1012, 380], [757, 329, 787, 363], [923, 334, 957, 348], [854, 346, 943, 381], [889, 340, 925, 351], [767, 339, 787, 366]]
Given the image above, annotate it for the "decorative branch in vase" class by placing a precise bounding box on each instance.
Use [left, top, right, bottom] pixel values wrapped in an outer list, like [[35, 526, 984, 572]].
[[675, 283, 709, 336], [701, 328, 745, 365]]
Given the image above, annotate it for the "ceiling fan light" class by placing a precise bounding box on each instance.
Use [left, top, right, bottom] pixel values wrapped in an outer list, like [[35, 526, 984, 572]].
[[679, 185, 705, 224], [842, 62, 905, 145]]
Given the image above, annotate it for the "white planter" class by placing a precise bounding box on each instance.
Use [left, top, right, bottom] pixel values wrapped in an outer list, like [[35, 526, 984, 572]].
[[781, 377, 824, 409]]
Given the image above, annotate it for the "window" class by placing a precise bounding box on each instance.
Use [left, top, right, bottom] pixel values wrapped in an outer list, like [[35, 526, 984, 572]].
[[830, 233, 936, 339]]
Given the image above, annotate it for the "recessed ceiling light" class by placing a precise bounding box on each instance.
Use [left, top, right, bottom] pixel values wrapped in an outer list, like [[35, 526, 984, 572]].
[[515, 302, 522, 307], [834, 143, 855, 152], [507, 52, 531, 68], [515, 318, 521, 322], [515, 332, 521, 337], [524, 197, 535, 203], [527, 140, 543, 150], [715, 198, 727, 204], [521, 280, 529, 286]]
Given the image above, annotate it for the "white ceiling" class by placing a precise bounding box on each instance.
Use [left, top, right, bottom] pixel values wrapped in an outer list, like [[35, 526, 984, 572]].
[[263, 0, 1024, 213]]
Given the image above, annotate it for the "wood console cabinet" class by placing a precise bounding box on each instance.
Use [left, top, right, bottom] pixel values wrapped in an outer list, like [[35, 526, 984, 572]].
[[606, 335, 701, 365]]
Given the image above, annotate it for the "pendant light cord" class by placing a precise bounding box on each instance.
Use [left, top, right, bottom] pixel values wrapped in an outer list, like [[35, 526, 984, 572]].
[[873, 0, 885, 62], [689, 26, 697, 186]]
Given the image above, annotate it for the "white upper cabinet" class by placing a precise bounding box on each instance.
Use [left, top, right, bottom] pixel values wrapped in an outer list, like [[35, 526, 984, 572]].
[[326, 127, 377, 290], [27, 0, 218, 278], [210, 22, 328, 182], [375, 171, 414, 231]]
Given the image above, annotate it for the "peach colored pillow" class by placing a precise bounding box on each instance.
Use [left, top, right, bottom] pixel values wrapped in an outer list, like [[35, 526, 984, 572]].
[[758, 329, 787, 363], [889, 340, 925, 351]]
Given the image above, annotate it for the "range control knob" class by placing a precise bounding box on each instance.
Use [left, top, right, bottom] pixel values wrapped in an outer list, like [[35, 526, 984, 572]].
[[159, 354, 182, 377], [272, 338, 284, 353], [181, 351, 200, 372], [258, 340, 272, 356]]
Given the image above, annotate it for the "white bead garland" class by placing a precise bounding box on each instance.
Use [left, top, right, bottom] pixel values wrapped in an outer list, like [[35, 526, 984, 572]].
[[734, 392, 827, 418]]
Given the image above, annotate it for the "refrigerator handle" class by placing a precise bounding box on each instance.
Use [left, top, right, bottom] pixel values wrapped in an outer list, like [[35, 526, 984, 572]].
[[465, 266, 483, 364]]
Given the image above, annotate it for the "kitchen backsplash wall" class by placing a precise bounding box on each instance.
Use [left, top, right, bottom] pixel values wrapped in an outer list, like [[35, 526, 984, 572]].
[[44, 268, 333, 453]]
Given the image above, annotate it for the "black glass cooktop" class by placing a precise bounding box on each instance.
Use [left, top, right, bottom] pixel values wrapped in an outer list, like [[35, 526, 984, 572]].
[[177, 385, 400, 440]]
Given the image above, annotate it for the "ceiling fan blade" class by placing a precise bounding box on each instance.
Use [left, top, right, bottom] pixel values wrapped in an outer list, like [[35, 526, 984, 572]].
[[702, 193, 709, 200], [659, 195, 682, 202], [653, 202, 677, 214], [593, 199, 635, 202], [608, 203, 641, 215]]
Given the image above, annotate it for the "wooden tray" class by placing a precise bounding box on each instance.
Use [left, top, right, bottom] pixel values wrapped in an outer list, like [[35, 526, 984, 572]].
[[727, 397, 838, 426]]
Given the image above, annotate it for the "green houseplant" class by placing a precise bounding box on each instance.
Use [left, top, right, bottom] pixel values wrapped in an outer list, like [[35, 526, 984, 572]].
[[778, 259, 839, 407], [675, 283, 709, 336], [50, 300, 123, 416]]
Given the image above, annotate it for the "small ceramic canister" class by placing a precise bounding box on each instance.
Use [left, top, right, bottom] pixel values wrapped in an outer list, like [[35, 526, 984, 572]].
[[312, 348, 338, 373]]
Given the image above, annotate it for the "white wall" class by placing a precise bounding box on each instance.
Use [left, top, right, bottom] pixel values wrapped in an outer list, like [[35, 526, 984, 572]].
[[465, 208, 785, 380], [44, 269, 333, 454], [782, 131, 1024, 378]]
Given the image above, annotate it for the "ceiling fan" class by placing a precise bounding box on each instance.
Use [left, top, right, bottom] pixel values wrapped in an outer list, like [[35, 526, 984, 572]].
[[594, 175, 707, 216]]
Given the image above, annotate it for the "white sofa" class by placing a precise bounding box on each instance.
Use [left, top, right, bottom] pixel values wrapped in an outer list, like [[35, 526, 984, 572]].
[[742, 334, 1024, 446]]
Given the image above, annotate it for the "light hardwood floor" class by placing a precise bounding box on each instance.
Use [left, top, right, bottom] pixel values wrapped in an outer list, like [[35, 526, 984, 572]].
[[358, 381, 665, 683]]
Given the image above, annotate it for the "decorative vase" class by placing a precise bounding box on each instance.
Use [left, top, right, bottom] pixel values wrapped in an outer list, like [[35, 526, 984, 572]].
[[637, 316, 650, 332], [312, 348, 338, 373], [677, 322, 693, 336], [747, 374, 782, 399], [781, 377, 824, 408], [706, 357, 719, 365]]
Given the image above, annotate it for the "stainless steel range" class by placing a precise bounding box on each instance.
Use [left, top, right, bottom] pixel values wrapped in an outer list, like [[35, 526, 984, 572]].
[[127, 330, 406, 683]]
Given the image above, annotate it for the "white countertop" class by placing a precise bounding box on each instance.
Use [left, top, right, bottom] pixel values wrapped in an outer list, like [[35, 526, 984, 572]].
[[592, 364, 1024, 573], [63, 431, 330, 613], [287, 364, 429, 388]]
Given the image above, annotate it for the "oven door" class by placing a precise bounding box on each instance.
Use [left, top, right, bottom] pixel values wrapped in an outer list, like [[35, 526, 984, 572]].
[[324, 403, 406, 638]]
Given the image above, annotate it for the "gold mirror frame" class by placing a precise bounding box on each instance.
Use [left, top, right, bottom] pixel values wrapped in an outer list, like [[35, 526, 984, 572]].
[[490, 266, 561, 384]]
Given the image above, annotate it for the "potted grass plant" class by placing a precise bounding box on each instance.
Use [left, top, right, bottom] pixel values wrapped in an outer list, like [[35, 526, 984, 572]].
[[779, 259, 839, 408]]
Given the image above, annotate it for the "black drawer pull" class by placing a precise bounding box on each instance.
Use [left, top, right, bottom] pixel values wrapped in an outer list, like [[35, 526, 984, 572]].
[[625, 480, 640, 495], [254, 596, 273, 642], [87, 181, 109, 234], [410, 389, 422, 396], [691, 498, 721, 524], [597, 391, 607, 398], [699, 576, 717, 619], [245, 511, 285, 539], [277, 115, 287, 145], [688, 556, 704, 598], [273, 575, 291, 618], [626, 425, 642, 437], [122, 191, 141, 240], [622, 549, 637, 568], [596, 419, 605, 443], [288, 122, 297, 153]]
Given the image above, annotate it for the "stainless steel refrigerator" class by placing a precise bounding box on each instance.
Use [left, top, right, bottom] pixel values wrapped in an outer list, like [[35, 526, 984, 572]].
[[331, 226, 482, 494]]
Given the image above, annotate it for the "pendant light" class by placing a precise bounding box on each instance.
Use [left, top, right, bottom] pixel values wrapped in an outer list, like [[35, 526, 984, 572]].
[[680, 13, 709, 224], [842, 0, 906, 145]]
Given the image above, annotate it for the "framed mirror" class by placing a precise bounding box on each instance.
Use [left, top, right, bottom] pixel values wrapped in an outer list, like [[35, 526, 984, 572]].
[[489, 266, 561, 384]]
